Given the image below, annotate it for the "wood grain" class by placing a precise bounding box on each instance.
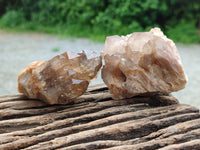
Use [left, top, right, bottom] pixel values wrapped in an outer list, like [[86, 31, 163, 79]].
[[0, 83, 199, 150]]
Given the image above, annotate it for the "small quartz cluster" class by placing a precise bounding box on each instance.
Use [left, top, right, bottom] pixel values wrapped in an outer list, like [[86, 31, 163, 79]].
[[18, 50, 102, 104], [101, 28, 187, 99]]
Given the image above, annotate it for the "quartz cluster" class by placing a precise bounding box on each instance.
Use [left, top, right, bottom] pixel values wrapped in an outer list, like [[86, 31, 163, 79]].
[[101, 28, 187, 99], [18, 50, 102, 104]]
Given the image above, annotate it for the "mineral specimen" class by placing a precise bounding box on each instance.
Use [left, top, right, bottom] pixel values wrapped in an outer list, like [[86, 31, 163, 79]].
[[101, 27, 187, 99], [18, 50, 102, 104]]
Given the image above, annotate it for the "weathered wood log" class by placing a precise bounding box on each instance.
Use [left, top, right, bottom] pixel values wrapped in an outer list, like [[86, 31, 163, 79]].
[[0, 83, 199, 150]]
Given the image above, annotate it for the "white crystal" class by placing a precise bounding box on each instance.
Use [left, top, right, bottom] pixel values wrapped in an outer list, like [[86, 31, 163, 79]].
[[101, 28, 187, 99]]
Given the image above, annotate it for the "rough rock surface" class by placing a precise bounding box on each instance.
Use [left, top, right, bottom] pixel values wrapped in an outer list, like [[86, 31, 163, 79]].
[[102, 28, 187, 99], [18, 50, 102, 104]]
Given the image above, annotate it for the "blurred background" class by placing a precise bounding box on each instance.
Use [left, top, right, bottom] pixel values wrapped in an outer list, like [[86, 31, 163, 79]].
[[0, 0, 199, 42], [0, 0, 199, 107]]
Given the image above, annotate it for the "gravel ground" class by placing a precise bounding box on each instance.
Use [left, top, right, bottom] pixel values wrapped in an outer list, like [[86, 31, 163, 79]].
[[0, 31, 199, 108]]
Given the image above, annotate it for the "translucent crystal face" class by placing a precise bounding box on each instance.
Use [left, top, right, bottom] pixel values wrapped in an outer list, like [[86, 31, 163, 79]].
[[83, 49, 99, 59], [102, 27, 187, 99], [18, 50, 102, 104], [66, 51, 80, 59]]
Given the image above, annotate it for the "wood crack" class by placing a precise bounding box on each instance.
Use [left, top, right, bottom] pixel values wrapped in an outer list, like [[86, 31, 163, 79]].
[[0, 84, 199, 150]]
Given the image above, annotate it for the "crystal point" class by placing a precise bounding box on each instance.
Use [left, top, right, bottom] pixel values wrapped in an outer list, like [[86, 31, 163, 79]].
[[18, 50, 102, 104], [101, 28, 187, 99]]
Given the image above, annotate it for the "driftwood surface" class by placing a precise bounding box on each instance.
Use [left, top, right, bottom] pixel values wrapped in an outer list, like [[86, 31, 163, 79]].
[[0, 84, 200, 150]]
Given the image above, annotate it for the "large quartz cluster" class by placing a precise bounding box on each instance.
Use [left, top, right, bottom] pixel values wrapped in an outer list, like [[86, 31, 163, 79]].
[[101, 28, 187, 99], [18, 50, 102, 104]]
